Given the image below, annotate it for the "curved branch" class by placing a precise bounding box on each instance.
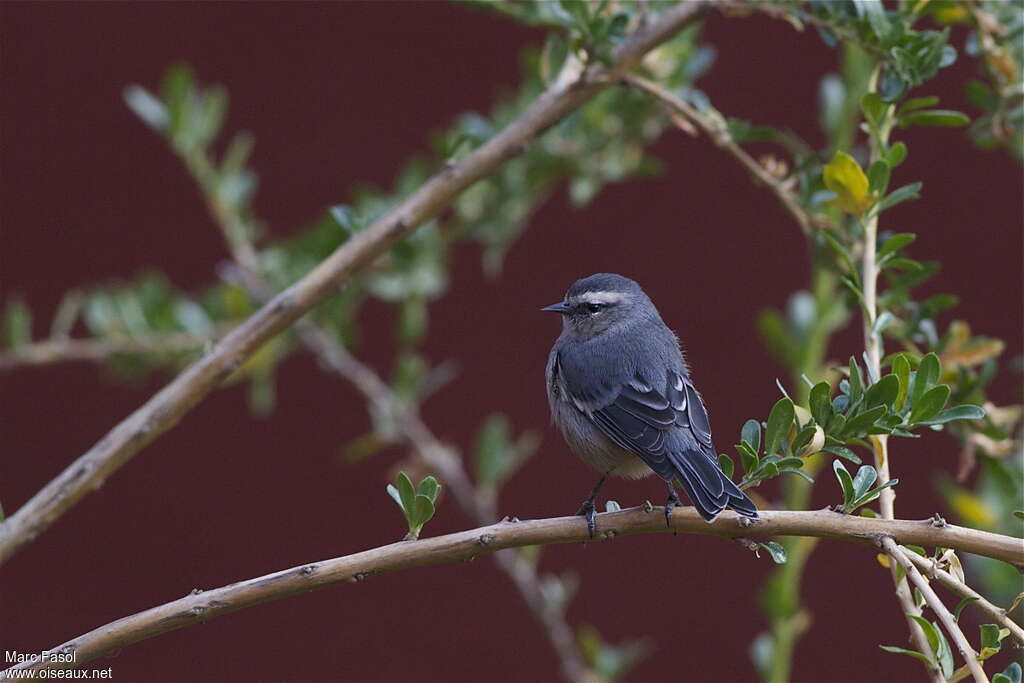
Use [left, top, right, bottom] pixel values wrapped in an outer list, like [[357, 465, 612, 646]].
[[881, 537, 988, 683], [900, 548, 1024, 646], [0, 328, 232, 371], [0, 0, 712, 567], [3, 508, 1021, 677], [624, 73, 824, 235]]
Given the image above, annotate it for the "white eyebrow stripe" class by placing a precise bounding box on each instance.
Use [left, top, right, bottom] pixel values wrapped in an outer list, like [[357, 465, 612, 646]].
[[570, 290, 628, 305]]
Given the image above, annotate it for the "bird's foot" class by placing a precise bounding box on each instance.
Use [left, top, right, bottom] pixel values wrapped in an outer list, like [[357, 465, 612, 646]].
[[576, 499, 598, 539], [664, 490, 682, 532]]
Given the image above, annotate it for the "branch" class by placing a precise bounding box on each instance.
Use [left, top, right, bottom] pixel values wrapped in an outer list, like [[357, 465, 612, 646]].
[[0, 328, 232, 371], [725, 1, 888, 60], [624, 73, 823, 235], [4, 508, 1021, 678], [881, 538, 989, 683], [901, 549, 1024, 646], [0, 0, 711, 567]]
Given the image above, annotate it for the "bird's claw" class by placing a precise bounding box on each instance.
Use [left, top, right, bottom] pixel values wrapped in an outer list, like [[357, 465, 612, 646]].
[[576, 499, 598, 539], [664, 490, 681, 533]]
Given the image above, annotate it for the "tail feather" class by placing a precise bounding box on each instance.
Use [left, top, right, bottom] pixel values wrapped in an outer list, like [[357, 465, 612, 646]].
[[670, 449, 758, 521]]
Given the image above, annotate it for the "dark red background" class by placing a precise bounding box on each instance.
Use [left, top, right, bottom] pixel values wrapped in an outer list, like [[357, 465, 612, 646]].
[[1, 3, 1021, 681]]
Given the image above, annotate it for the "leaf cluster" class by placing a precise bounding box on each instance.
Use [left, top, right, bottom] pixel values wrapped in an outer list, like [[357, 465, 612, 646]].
[[386, 472, 442, 541]]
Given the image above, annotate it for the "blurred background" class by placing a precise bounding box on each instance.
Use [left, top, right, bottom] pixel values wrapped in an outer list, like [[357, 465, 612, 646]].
[[1, 2, 1021, 681]]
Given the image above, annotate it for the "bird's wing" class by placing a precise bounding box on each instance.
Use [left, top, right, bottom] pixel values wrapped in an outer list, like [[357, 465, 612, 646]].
[[562, 370, 704, 483], [566, 367, 756, 519]]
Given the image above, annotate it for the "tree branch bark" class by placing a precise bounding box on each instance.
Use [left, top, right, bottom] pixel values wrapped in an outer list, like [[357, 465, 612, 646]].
[[0, 328, 231, 371], [0, 0, 711, 567], [4, 507, 1020, 678], [881, 537, 989, 683], [900, 548, 1024, 646], [624, 73, 823, 235]]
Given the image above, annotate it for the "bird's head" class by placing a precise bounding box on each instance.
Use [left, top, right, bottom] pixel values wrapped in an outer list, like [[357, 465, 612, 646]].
[[541, 273, 652, 340]]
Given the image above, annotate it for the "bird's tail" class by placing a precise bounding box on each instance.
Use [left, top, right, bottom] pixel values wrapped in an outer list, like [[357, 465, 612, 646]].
[[669, 449, 758, 522]]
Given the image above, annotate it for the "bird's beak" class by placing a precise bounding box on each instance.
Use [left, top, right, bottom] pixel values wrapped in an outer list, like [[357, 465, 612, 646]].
[[540, 301, 571, 314]]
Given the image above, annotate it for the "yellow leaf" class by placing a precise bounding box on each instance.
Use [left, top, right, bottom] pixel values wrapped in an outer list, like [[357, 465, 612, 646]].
[[876, 553, 891, 568], [824, 151, 875, 216], [949, 490, 997, 528]]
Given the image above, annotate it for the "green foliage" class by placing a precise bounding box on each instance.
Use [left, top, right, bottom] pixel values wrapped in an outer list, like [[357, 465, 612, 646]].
[[473, 414, 539, 491], [736, 353, 984, 498], [386, 472, 442, 540], [994, 662, 1023, 683], [831, 460, 896, 514], [577, 625, 651, 682]]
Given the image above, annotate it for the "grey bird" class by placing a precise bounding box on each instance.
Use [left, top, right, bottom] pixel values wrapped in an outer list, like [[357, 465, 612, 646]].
[[542, 273, 758, 536]]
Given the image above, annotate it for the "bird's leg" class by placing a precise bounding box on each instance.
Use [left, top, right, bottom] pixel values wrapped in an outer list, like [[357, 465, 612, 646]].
[[664, 481, 682, 532], [575, 473, 608, 539]]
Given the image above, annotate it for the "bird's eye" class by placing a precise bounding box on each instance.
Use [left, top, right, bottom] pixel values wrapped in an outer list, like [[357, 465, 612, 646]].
[[586, 303, 604, 314]]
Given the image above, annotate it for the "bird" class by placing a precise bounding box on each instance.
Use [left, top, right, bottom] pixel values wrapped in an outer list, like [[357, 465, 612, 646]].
[[542, 273, 758, 537]]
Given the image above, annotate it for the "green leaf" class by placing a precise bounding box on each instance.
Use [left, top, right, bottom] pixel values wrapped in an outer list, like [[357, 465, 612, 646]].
[[861, 93, 889, 126], [1014, 511, 1024, 521], [898, 109, 970, 128], [741, 419, 762, 454], [897, 96, 940, 114], [909, 615, 954, 678], [910, 385, 951, 423], [412, 494, 436, 530], [865, 374, 900, 409], [123, 85, 170, 131], [417, 475, 440, 502], [396, 471, 416, 518], [848, 357, 864, 401], [758, 541, 787, 564], [964, 80, 996, 112], [718, 454, 735, 479], [842, 405, 887, 436], [780, 467, 815, 484], [950, 593, 974, 622], [849, 484, 893, 512], [737, 442, 759, 475], [868, 160, 891, 194], [765, 398, 795, 456], [879, 65, 908, 102], [878, 233, 916, 259], [879, 645, 934, 667], [855, 0, 890, 42], [809, 381, 832, 426], [979, 623, 1002, 653], [3, 299, 32, 349], [822, 230, 860, 286], [833, 460, 856, 507], [912, 353, 941, 405], [386, 483, 404, 511], [852, 465, 878, 499], [917, 404, 985, 425], [994, 662, 1022, 683], [878, 182, 923, 211], [824, 151, 874, 215], [886, 142, 908, 167], [823, 445, 862, 465], [892, 354, 911, 411]]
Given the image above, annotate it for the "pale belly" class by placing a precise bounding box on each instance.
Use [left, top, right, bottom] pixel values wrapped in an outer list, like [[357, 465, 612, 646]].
[[551, 397, 654, 479]]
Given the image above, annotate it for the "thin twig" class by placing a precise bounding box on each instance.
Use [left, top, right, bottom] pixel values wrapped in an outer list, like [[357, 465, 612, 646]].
[[0, 0, 712, 567], [4, 509, 1021, 678], [298, 327, 589, 681], [0, 327, 233, 371], [191, 122, 591, 678], [900, 548, 1024, 646], [723, 1, 888, 60], [881, 537, 989, 683], [624, 73, 822, 235]]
